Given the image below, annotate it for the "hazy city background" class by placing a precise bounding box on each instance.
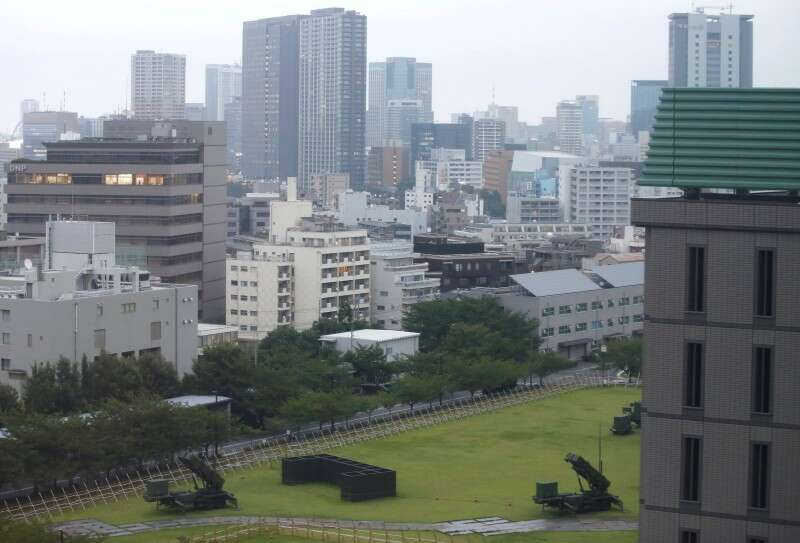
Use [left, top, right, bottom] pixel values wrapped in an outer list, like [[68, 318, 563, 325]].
[[2, 0, 799, 132]]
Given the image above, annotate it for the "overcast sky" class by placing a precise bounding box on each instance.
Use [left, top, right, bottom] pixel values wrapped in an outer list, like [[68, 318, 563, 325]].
[[2, 0, 799, 133]]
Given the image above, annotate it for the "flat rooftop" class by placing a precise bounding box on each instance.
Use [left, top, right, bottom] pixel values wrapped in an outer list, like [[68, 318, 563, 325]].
[[320, 329, 420, 343]]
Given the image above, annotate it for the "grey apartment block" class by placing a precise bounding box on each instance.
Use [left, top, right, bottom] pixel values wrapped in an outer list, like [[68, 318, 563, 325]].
[[298, 8, 367, 191], [633, 196, 800, 542], [131, 50, 186, 120], [242, 15, 302, 181], [6, 124, 226, 322]]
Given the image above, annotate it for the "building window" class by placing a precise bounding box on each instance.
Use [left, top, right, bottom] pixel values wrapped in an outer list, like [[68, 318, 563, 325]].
[[607, 318, 614, 327], [681, 436, 701, 502], [680, 531, 699, 543], [250, 296, 258, 302], [558, 325, 571, 335], [250, 311, 257, 316], [150, 321, 162, 341], [1, 310, 9, 321], [575, 322, 587, 332], [591, 301, 603, 310], [152, 299, 160, 310], [684, 342, 703, 408], [230, 295, 237, 300], [618, 297, 630, 306], [558, 305, 572, 314], [632, 314, 643, 323], [97, 304, 103, 317], [122, 302, 136, 313], [575, 303, 588, 312], [687, 246, 705, 312], [230, 265, 238, 271], [754, 249, 775, 317], [542, 307, 555, 317], [591, 320, 603, 330], [27, 334, 32, 348], [1, 333, 9, 345], [230, 309, 238, 315], [94, 329, 105, 350], [749, 443, 770, 510], [0, 359, 9, 370], [752, 347, 772, 414], [747, 538, 767, 543], [541, 327, 554, 337], [607, 299, 615, 308]]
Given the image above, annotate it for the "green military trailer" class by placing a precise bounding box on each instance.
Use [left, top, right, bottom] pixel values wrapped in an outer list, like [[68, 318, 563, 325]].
[[622, 401, 642, 426], [144, 456, 238, 512], [610, 414, 633, 435]]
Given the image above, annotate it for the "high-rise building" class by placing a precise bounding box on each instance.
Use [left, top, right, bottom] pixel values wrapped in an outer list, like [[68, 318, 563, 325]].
[[298, 8, 367, 191], [576, 95, 599, 137], [556, 101, 583, 155], [411, 123, 473, 166], [483, 150, 515, 202], [8, 121, 227, 321], [184, 103, 205, 121], [635, 88, 800, 543], [367, 57, 433, 147], [559, 164, 632, 241], [130, 50, 186, 120], [21, 111, 79, 160], [224, 97, 242, 171], [78, 116, 105, 139], [630, 80, 667, 136], [668, 10, 753, 88], [384, 99, 425, 146], [310, 172, 349, 209], [205, 64, 242, 122], [366, 146, 410, 188], [19, 99, 39, 120], [472, 118, 506, 162], [241, 15, 303, 181]]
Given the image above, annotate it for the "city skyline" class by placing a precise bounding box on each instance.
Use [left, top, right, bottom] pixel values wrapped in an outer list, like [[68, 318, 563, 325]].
[[2, 0, 799, 133]]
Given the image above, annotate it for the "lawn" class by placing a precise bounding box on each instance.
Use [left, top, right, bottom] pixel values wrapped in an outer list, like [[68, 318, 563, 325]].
[[58, 387, 640, 526]]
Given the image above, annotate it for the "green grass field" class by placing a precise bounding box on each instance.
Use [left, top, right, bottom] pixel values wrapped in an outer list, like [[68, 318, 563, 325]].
[[59, 387, 640, 530]]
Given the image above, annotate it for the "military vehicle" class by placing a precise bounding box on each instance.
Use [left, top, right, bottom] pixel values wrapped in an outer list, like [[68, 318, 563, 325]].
[[144, 456, 238, 512], [610, 414, 633, 434], [533, 453, 623, 513], [622, 401, 642, 426]]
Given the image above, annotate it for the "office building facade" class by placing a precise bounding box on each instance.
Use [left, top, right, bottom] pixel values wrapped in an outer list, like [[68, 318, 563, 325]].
[[205, 64, 242, 122], [366, 146, 410, 188], [21, 111, 79, 160], [668, 11, 753, 88], [630, 80, 667, 136], [636, 88, 800, 543], [298, 8, 367, 191], [367, 57, 433, 147], [131, 50, 186, 120], [410, 123, 473, 167], [6, 124, 226, 321], [241, 15, 303, 180]]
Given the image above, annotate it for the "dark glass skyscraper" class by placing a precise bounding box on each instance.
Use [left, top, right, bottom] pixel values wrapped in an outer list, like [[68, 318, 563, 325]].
[[241, 15, 303, 181], [630, 80, 667, 135]]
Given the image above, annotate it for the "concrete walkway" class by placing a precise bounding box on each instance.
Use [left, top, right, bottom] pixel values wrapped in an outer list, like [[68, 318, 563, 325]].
[[56, 515, 638, 538]]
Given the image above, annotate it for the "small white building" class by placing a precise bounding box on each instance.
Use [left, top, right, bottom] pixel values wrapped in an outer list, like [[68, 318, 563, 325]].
[[197, 323, 239, 355], [319, 329, 420, 360]]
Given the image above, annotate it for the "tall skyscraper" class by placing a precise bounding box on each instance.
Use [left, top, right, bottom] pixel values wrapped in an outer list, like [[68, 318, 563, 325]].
[[21, 111, 79, 160], [471, 118, 506, 162], [668, 10, 754, 88], [410, 122, 473, 167], [556, 100, 583, 155], [205, 64, 242, 122], [367, 57, 433, 147], [130, 50, 186, 120], [298, 8, 367, 191], [630, 80, 667, 136], [241, 15, 303, 181], [576, 95, 599, 137]]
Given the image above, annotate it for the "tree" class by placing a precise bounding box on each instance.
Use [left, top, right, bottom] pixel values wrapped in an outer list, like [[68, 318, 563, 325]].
[[22, 363, 58, 414], [192, 344, 256, 422], [86, 352, 143, 404], [602, 337, 643, 382], [337, 298, 354, 326], [479, 189, 506, 218], [344, 345, 394, 385], [54, 357, 82, 414], [526, 352, 574, 386], [136, 353, 180, 397], [0, 384, 19, 414], [392, 375, 436, 413], [449, 356, 521, 398]]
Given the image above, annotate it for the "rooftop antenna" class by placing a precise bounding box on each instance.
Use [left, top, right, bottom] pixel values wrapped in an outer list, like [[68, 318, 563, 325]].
[[42, 91, 47, 111], [491, 84, 496, 106]]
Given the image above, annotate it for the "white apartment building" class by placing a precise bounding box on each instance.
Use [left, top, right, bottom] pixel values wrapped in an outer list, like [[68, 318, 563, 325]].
[[226, 215, 370, 338], [131, 50, 186, 120], [472, 118, 505, 162], [556, 100, 583, 155], [335, 191, 429, 238], [453, 222, 591, 260], [405, 165, 436, 211], [559, 164, 633, 241], [320, 329, 420, 360], [370, 241, 440, 330], [417, 150, 484, 190]]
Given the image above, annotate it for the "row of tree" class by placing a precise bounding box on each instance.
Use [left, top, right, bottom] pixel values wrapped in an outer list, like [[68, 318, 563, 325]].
[[0, 397, 233, 490]]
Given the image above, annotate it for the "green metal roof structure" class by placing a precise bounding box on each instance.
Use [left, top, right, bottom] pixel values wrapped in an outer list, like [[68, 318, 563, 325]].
[[639, 88, 800, 189]]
